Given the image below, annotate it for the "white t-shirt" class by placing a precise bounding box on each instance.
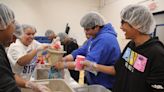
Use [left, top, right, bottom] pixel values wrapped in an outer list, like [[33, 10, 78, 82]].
[[7, 39, 41, 80]]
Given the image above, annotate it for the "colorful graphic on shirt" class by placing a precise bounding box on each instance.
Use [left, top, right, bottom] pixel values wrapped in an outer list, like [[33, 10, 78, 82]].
[[122, 47, 131, 62], [129, 50, 138, 65], [133, 54, 147, 72], [122, 47, 147, 72]]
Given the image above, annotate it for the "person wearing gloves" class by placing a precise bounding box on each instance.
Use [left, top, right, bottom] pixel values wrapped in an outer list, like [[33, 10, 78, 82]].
[[7, 24, 51, 92], [45, 29, 57, 43], [55, 11, 121, 90], [7, 24, 48, 80], [0, 3, 50, 92], [6, 23, 50, 92], [0, 3, 21, 92], [14, 74, 51, 92], [57, 32, 79, 82], [83, 4, 164, 92]]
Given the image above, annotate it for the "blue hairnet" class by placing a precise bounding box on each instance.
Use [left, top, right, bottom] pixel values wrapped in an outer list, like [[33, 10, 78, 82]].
[[0, 3, 15, 30], [80, 11, 105, 29], [120, 4, 155, 34]]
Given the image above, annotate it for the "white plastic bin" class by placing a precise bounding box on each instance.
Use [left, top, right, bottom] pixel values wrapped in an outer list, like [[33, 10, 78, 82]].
[[35, 68, 50, 80], [74, 85, 111, 92], [21, 79, 75, 92]]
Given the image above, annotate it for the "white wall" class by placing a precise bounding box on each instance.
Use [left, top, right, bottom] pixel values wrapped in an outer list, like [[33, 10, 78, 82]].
[[0, 0, 99, 45], [1, 0, 164, 47], [100, 0, 164, 51]]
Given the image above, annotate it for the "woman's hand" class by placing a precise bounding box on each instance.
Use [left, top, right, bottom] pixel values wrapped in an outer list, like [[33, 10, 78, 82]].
[[25, 81, 51, 92], [36, 44, 49, 52]]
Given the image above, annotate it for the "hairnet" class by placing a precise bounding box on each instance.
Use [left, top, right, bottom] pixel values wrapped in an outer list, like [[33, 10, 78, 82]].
[[45, 29, 54, 37], [120, 4, 155, 34], [80, 11, 105, 29], [13, 22, 23, 39], [57, 32, 68, 42], [0, 3, 15, 30], [21, 24, 36, 33]]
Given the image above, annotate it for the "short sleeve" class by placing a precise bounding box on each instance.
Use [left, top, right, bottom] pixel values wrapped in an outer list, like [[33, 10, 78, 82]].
[[7, 44, 25, 66]]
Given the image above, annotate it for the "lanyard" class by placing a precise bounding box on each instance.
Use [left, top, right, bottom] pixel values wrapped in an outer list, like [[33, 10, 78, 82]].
[[88, 41, 92, 53]]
